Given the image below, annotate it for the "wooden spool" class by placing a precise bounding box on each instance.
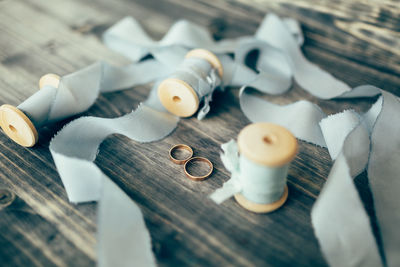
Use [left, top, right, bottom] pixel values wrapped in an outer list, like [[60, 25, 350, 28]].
[[235, 122, 298, 213], [0, 73, 60, 147], [157, 49, 223, 117], [39, 73, 61, 89]]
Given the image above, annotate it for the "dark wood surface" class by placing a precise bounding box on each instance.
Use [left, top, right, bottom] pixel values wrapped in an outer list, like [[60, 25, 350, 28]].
[[0, 0, 399, 266]]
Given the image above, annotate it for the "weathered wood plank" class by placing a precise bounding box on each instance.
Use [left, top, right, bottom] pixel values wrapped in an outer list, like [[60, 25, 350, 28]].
[[0, 193, 94, 267]]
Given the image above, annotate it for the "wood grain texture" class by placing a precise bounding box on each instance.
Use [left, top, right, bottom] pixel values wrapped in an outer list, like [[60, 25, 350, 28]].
[[0, 0, 398, 266]]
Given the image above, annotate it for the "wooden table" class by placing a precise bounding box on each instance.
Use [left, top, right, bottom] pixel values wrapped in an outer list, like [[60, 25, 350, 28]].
[[0, 0, 399, 266]]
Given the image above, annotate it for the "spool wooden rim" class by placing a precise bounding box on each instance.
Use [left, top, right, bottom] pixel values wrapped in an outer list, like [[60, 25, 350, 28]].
[[234, 186, 288, 213], [158, 78, 200, 117], [238, 123, 298, 167], [39, 73, 60, 89], [0, 104, 38, 147], [185, 49, 224, 78], [169, 144, 194, 165], [184, 157, 213, 181]]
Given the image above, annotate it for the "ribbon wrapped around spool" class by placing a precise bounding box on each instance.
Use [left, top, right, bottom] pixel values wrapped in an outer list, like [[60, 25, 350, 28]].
[[0, 60, 170, 147], [211, 122, 298, 213], [158, 48, 223, 119], [0, 73, 61, 147]]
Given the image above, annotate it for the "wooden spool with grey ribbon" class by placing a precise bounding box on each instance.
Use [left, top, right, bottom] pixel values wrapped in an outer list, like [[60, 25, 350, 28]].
[[235, 122, 298, 213], [0, 74, 60, 147], [157, 49, 223, 118]]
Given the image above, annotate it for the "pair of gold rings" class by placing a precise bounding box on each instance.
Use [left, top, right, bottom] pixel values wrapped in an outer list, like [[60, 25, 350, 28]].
[[169, 144, 213, 181]]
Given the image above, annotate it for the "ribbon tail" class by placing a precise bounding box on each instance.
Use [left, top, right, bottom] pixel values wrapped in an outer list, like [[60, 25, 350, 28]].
[[197, 69, 222, 120], [98, 178, 156, 267], [210, 176, 242, 204], [210, 140, 241, 204], [197, 93, 212, 120]]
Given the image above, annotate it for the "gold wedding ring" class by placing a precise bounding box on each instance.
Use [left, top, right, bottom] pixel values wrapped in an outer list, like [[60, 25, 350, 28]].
[[169, 144, 193, 165], [184, 157, 213, 181]]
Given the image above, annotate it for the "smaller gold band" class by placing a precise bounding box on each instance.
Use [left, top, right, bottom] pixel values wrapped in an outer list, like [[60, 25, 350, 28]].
[[169, 144, 193, 165]]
